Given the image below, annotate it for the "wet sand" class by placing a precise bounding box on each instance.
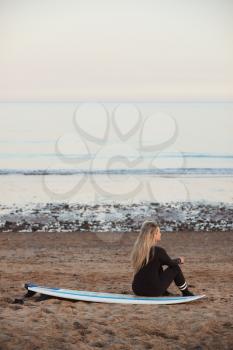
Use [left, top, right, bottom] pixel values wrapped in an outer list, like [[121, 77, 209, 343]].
[[0, 231, 233, 349]]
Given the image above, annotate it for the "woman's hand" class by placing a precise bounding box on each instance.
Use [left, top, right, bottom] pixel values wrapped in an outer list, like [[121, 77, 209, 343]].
[[179, 256, 185, 264]]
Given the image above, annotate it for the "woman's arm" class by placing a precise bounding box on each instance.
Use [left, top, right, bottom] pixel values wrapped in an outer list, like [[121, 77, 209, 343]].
[[158, 247, 181, 266]]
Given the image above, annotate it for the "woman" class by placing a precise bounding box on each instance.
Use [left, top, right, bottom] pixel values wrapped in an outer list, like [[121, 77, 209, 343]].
[[130, 221, 195, 297]]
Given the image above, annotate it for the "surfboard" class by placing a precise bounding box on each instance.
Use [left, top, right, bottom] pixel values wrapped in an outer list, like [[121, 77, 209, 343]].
[[25, 283, 206, 304]]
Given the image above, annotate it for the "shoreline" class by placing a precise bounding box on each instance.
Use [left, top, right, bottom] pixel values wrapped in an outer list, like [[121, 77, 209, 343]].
[[0, 201, 232, 233]]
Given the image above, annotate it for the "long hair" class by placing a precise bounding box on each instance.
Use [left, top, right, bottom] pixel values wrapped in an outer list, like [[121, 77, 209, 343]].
[[130, 221, 160, 275]]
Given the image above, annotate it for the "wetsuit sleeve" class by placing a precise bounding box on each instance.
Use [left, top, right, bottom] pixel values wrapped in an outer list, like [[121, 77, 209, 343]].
[[158, 247, 181, 266]]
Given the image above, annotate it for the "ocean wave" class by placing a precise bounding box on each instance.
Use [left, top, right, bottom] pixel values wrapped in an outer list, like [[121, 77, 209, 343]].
[[0, 168, 233, 176]]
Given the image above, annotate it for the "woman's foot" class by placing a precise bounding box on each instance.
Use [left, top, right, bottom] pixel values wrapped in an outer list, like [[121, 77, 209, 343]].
[[182, 289, 195, 296]]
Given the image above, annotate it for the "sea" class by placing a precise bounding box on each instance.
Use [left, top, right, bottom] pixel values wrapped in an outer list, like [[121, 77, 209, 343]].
[[0, 103, 232, 232], [0, 152, 232, 205]]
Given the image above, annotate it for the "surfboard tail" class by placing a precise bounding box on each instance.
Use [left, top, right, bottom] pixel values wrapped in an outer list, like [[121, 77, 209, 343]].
[[25, 282, 38, 289], [24, 283, 37, 297]]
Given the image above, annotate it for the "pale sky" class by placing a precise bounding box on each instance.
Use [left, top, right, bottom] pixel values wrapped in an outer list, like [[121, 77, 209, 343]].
[[0, 0, 233, 101], [0, 103, 232, 158]]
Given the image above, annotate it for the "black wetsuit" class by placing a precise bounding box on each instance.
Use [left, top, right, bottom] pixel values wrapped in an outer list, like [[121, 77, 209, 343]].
[[132, 245, 186, 296]]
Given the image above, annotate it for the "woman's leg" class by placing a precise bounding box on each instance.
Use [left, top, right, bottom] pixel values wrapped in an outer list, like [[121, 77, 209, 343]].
[[132, 265, 189, 297], [158, 265, 188, 294]]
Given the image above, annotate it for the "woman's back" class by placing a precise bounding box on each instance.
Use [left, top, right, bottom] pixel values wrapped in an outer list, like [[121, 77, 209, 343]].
[[132, 245, 161, 296]]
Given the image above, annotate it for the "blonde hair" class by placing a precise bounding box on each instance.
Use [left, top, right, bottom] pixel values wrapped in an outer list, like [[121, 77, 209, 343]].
[[130, 221, 160, 275]]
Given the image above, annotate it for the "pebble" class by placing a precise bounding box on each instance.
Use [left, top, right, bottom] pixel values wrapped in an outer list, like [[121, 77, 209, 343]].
[[0, 201, 232, 232]]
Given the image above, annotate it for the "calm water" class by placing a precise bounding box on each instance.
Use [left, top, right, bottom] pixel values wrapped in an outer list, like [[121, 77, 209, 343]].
[[0, 103, 232, 205], [0, 152, 232, 205]]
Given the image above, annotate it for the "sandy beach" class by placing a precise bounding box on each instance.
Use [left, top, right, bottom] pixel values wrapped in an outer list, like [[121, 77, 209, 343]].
[[0, 230, 233, 350]]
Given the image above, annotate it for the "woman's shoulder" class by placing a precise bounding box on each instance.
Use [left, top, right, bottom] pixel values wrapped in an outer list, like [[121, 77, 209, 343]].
[[151, 245, 166, 255], [152, 245, 164, 251], [149, 245, 163, 258]]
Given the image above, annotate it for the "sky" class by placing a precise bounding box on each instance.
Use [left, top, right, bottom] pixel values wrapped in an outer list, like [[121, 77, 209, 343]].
[[0, 1, 232, 165], [0, 0, 233, 101]]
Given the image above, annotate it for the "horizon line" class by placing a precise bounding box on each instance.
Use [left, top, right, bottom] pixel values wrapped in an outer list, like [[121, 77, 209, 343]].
[[0, 100, 233, 104]]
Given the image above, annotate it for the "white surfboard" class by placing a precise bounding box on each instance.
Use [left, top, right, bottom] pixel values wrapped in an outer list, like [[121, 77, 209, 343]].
[[25, 283, 206, 305]]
